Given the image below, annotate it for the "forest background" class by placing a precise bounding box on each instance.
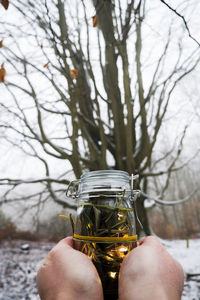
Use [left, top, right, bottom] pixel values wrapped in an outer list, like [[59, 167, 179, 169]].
[[0, 0, 200, 242]]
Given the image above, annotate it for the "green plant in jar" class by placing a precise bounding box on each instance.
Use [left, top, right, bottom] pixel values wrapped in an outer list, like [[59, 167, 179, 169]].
[[65, 170, 140, 300]]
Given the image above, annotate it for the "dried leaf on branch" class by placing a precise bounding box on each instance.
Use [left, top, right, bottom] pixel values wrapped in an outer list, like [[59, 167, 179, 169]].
[[43, 62, 50, 68], [92, 15, 98, 27], [0, 0, 9, 10], [70, 69, 78, 79], [0, 63, 6, 82], [0, 40, 3, 48], [40, 43, 43, 49]]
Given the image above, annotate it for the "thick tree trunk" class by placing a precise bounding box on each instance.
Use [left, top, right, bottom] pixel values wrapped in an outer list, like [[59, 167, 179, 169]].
[[134, 177, 151, 236], [135, 196, 151, 237]]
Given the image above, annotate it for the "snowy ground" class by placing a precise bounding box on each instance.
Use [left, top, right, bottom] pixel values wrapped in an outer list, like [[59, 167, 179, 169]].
[[0, 240, 53, 300], [162, 238, 200, 300], [0, 238, 199, 300]]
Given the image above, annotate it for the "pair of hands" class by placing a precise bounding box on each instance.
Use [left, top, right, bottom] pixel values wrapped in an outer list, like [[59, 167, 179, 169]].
[[37, 236, 184, 300]]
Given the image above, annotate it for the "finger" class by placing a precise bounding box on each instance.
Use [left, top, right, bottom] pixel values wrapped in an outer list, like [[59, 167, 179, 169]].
[[74, 240, 81, 250], [46, 236, 75, 262], [64, 236, 81, 251], [63, 236, 74, 248], [52, 236, 74, 252], [139, 236, 161, 247], [139, 236, 146, 245], [51, 236, 92, 265]]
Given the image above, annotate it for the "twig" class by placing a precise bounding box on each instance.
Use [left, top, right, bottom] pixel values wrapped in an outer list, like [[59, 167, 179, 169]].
[[142, 148, 200, 177], [141, 187, 199, 206], [160, 0, 200, 47], [0, 177, 69, 185], [186, 273, 200, 278]]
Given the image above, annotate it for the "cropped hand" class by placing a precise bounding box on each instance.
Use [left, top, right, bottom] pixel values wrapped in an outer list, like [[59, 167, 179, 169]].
[[119, 236, 184, 300], [36, 237, 103, 300]]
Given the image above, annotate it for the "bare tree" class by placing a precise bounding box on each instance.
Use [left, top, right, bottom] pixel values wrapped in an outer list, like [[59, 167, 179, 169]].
[[147, 159, 200, 238], [0, 0, 200, 234]]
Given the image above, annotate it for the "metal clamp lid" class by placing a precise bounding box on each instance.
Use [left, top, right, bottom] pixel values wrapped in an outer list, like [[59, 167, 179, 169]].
[[66, 173, 140, 200]]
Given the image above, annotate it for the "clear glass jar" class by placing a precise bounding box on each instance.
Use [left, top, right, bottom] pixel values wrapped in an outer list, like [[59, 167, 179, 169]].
[[68, 170, 139, 300]]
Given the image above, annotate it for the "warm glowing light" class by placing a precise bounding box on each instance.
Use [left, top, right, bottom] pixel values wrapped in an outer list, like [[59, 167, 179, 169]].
[[105, 245, 130, 261], [114, 245, 129, 259], [105, 251, 114, 261], [109, 272, 117, 279], [117, 212, 124, 220], [119, 246, 128, 252]]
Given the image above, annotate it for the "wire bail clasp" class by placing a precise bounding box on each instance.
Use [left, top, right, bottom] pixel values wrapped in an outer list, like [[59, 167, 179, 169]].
[[66, 179, 80, 199], [130, 174, 143, 230]]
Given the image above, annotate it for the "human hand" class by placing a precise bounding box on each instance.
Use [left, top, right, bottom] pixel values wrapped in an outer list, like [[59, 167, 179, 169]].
[[36, 237, 103, 300], [119, 236, 184, 300]]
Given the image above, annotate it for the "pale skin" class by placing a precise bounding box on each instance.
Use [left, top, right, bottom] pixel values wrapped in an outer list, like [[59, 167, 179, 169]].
[[36, 237, 103, 300], [37, 236, 184, 300], [118, 236, 184, 300]]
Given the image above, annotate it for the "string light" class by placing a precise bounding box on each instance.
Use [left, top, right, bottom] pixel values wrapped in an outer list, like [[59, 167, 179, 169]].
[[109, 272, 117, 279]]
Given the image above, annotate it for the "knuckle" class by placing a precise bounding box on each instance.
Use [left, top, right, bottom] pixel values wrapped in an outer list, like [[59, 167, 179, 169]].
[[143, 235, 161, 246], [48, 244, 60, 261]]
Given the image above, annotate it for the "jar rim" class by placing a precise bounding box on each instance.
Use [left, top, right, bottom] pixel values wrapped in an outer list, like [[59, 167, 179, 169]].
[[80, 170, 129, 181]]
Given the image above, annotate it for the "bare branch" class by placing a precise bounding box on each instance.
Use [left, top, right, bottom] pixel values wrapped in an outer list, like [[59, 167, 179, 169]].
[[0, 177, 69, 185], [160, 0, 200, 47], [141, 187, 199, 206]]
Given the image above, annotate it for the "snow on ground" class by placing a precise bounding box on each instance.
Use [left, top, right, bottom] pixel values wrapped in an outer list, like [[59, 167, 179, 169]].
[[163, 238, 200, 300], [0, 240, 54, 300], [0, 238, 199, 300]]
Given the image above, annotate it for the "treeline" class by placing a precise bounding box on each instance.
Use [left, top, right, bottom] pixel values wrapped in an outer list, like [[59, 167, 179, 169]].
[[149, 200, 200, 239], [148, 164, 200, 239], [0, 210, 73, 242]]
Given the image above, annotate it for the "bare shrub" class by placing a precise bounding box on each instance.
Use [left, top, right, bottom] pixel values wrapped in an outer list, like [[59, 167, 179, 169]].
[[0, 221, 16, 240], [35, 214, 73, 242], [166, 224, 176, 239]]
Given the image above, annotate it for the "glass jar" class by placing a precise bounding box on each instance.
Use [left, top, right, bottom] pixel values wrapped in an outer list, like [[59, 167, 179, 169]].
[[67, 170, 139, 300]]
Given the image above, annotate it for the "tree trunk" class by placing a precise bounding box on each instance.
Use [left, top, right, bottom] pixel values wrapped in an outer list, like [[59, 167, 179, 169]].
[[135, 196, 151, 237]]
